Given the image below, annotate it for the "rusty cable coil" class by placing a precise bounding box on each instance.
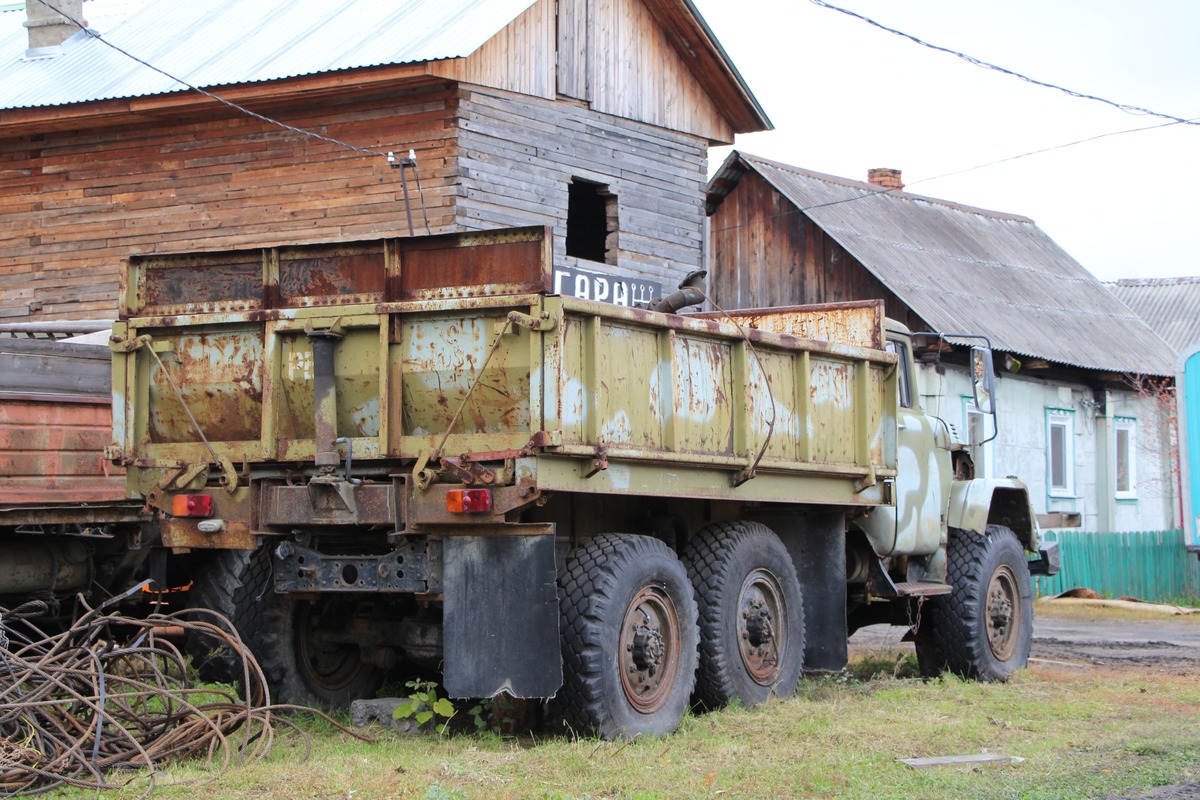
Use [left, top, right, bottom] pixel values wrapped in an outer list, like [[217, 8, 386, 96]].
[[0, 582, 370, 796]]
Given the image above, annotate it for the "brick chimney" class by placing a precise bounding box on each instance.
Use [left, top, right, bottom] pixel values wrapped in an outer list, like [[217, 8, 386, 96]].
[[867, 168, 904, 191], [24, 0, 86, 58]]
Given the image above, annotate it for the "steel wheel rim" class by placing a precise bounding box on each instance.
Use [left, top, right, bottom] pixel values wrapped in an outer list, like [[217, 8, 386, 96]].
[[737, 568, 787, 686], [985, 565, 1021, 661], [619, 585, 681, 714], [296, 601, 363, 691]]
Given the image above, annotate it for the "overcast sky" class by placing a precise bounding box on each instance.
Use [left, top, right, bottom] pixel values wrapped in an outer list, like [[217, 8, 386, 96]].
[[691, 0, 1199, 282]]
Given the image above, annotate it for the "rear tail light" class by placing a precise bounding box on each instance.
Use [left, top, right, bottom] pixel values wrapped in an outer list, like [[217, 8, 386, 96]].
[[171, 494, 214, 517], [446, 488, 492, 514]]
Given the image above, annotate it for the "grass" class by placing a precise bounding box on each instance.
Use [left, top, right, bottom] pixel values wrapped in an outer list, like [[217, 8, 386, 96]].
[[42, 661, 1200, 800]]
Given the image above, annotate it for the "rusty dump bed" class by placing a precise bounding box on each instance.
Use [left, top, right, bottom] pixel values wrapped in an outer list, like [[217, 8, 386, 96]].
[[0, 339, 131, 522], [111, 226, 897, 511]]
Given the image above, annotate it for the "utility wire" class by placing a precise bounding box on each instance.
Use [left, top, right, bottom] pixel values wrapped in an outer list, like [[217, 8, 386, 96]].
[[708, 115, 1190, 235], [32, 0, 390, 159], [911, 118, 1191, 185], [809, 0, 1199, 128]]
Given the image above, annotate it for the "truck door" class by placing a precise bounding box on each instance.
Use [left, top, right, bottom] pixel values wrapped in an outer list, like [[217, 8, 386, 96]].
[[859, 336, 952, 556]]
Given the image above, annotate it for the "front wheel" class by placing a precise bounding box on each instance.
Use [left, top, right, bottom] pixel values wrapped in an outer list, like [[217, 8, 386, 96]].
[[917, 525, 1033, 682], [557, 534, 699, 739]]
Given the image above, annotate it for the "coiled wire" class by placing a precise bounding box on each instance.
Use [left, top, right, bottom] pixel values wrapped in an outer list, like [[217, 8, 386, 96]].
[[0, 583, 369, 796]]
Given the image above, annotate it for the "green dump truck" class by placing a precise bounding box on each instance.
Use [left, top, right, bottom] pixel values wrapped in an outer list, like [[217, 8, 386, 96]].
[[98, 225, 1056, 738]]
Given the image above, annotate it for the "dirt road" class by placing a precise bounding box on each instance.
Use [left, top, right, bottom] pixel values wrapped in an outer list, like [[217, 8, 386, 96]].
[[848, 604, 1200, 672], [1031, 611, 1200, 671]]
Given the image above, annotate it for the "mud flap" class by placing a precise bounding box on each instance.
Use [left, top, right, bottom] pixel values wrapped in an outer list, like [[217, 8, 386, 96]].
[[442, 533, 563, 699], [756, 510, 849, 673]]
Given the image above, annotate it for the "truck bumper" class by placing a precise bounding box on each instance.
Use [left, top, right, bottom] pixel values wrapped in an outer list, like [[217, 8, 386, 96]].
[[1028, 540, 1061, 577]]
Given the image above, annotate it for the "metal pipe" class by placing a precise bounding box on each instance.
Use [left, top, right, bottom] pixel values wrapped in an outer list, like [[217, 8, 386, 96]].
[[0, 539, 91, 595]]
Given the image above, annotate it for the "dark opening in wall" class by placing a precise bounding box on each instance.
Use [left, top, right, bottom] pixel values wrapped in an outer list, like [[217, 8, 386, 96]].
[[566, 179, 616, 264]]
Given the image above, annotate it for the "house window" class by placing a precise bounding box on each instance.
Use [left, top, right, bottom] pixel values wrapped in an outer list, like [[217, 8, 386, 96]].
[[567, 179, 617, 264], [1046, 409, 1074, 497], [1114, 417, 1136, 500]]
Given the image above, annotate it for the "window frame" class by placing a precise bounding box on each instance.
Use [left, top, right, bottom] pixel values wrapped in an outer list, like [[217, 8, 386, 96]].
[[1046, 408, 1075, 498], [1114, 416, 1137, 501]]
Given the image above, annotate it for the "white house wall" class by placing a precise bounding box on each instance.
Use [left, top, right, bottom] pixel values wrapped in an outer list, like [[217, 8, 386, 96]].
[[916, 362, 1176, 533]]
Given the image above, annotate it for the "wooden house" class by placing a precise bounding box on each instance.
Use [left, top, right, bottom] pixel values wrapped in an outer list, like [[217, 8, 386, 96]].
[[0, 0, 769, 319], [707, 151, 1180, 534]]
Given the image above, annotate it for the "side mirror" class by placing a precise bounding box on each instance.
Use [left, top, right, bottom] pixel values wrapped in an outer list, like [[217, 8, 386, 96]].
[[971, 346, 996, 415]]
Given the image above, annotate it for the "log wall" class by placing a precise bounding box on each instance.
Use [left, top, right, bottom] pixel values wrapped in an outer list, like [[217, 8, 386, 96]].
[[0, 83, 462, 319], [1, 78, 711, 319], [456, 86, 709, 290]]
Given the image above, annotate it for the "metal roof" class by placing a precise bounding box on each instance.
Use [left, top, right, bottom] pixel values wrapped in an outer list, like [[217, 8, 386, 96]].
[[709, 152, 1177, 376], [1107, 277, 1200, 356], [0, 0, 537, 110]]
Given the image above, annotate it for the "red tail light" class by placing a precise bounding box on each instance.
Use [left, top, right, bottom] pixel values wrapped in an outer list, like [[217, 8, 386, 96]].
[[446, 489, 492, 514], [171, 494, 213, 517]]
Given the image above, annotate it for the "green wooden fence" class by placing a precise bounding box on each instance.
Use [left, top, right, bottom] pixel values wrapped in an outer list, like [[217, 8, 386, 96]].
[[1033, 529, 1200, 603]]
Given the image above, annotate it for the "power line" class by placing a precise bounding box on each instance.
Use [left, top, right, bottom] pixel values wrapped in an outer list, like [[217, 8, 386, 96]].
[[31, 0, 390, 160], [909, 118, 1190, 186], [709, 114, 1189, 235], [809, 0, 1199, 128]]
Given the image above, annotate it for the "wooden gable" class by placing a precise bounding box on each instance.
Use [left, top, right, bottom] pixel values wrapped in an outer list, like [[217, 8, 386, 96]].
[[555, 0, 751, 143], [709, 167, 919, 327]]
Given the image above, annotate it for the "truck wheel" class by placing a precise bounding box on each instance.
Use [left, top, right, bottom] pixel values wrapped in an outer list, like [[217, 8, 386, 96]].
[[557, 534, 699, 739], [187, 547, 381, 708], [682, 521, 805, 709], [919, 525, 1033, 682]]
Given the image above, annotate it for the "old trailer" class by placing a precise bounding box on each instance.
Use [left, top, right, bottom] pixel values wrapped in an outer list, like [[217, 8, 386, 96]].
[[0, 334, 146, 614]]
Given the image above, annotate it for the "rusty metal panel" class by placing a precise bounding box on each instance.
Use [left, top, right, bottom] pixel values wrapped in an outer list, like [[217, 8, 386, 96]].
[[261, 483, 397, 527], [395, 226, 552, 301], [161, 517, 256, 550], [145, 328, 264, 444], [397, 312, 532, 437], [696, 301, 885, 351], [807, 359, 854, 465], [132, 253, 264, 316], [272, 324, 384, 448], [277, 244, 385, 307], [669, 334, 734, 455], [544, 296, 894, 482]]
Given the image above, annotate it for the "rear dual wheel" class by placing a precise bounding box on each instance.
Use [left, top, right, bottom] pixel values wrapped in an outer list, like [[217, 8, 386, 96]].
[[187, 548, 381, 708], [557, 534, 699, 739], [682, 521, 806, 709]]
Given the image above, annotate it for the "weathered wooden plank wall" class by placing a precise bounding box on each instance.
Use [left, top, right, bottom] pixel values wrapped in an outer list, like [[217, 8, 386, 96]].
[[430, 0, 556, 101], [0, 83, 461, 319], [456, 86, 708, 289], [709, 169, 918, 326], [557, 0, 733, 143]]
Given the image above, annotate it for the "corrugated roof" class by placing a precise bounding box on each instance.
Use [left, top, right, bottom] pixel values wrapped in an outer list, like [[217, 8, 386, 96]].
[[0, 0, 537, 110], [709, 151, 1177, 376], [1107, 277, 1200, 356]]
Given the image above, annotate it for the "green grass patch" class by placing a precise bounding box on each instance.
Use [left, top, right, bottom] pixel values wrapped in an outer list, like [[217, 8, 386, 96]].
[[37, 650, 1200, 800]]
